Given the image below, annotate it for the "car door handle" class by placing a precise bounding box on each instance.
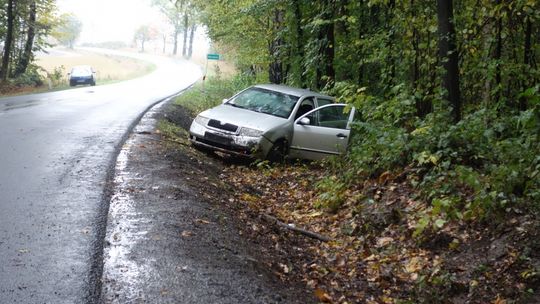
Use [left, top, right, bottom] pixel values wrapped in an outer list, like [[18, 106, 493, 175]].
[[336, 133, 347, 139]]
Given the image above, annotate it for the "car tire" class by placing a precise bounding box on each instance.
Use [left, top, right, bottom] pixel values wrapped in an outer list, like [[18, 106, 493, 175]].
[[266, 140, 288, 163]]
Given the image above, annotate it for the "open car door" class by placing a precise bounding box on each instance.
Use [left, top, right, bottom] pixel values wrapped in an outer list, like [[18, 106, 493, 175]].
[[289, 104, 355, 160]]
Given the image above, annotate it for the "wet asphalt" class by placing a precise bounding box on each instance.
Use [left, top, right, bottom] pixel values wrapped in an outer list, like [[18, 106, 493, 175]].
[[100, 103, 315, 304], [0, 50, 200, 303]]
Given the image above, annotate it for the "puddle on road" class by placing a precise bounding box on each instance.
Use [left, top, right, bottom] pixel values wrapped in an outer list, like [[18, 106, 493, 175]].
[[102, 143, 152, 301]]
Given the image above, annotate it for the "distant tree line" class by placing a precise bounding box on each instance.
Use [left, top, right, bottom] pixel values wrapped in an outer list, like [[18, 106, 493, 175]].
[[150, 0, 198, 58]]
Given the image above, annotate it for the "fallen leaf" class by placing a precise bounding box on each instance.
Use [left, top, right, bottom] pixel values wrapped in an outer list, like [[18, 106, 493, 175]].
[[492, 295, 507, 304], [314, 288, 333, 303], [376, 237, 394, 248], [181, 231, 194, 237], [195, 219, 211, 224], [404, 257, 423, 273]]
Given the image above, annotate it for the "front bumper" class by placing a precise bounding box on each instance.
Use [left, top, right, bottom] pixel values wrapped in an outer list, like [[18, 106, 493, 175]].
[[189, 122, 271, 158]]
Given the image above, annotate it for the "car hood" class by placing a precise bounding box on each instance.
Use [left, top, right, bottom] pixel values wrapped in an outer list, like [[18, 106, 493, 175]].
[[199, 104, 288, 131]]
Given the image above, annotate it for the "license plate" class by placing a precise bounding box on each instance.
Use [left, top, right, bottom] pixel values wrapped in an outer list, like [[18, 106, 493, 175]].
[[204, 132, 231, 146]]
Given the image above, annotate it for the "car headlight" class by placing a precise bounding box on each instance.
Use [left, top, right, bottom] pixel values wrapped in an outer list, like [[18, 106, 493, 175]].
[[193, 115, 209, 126], [239, 127, 264, 137]]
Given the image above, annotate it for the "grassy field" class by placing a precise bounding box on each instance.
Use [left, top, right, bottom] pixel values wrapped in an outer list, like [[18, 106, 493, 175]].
[[35, 48, 155, 88]]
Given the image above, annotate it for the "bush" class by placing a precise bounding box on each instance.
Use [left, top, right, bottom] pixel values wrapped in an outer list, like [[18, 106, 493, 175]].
[[12, 64, 44, 87], [317, 81, 540, 219]]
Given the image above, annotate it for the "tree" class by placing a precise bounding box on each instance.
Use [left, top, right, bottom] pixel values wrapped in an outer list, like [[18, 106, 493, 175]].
[[0, 0, 57, 82], [0, 0, 15, 81], [134, 25, 157, 52], [53, 13, 82, 49], [437, 0, 461, 122], [152, 0, 198, 57], [14, 0, 37, 76], [152, 0, 183, 55]]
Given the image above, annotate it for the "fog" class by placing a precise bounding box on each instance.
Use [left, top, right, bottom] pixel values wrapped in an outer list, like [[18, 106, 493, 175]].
[[57, 0, 166, 44]]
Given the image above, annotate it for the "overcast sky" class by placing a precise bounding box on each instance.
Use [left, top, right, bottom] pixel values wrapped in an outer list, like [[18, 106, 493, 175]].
[[57, 0, 166, 44]]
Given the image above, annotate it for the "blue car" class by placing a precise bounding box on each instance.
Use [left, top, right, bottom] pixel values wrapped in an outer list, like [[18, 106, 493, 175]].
[[69, 65, 96, 87]]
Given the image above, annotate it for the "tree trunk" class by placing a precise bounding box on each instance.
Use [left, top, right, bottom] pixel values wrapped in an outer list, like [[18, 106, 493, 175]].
[[386, 0, 396, 87], [269, 9, 285, 84], [188, 25, 196, 59], [316, 0, 335, 89], [324, 18, 335, 87], [163, 34, 166, 54], [182, 13, 189, 57], [1, 0, 15, 81], [173, 28, 179, 55], [15, 0, 37, 77], [494, 1, 502, 104], [520, 17, 533, 110], [437, 0, 461, 122], [292, 0, 305, 87]]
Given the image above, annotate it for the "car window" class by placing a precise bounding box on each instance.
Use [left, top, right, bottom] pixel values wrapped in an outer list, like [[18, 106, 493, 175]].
[[226, 88, 299, 118], [294, 98, 315, 120], [71, 67, 92, 77], [317, 98, 333, 107], [305, 105, 348, 129]]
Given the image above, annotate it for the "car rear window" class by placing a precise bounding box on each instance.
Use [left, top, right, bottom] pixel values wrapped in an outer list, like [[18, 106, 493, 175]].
[[226, 88, 299, 118], [71, 67, 92, 77]]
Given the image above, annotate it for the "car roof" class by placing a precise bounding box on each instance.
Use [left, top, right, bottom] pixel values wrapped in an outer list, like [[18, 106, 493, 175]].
[[253, 84, 333, 99]]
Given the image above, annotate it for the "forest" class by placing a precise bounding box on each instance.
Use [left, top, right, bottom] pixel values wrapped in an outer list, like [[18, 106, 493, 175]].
[[177, 0, 540, 302], [193, 0, 540, 223]]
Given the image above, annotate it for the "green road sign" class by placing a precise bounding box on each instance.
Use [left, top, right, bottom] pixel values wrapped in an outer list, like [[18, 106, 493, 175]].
[[207, 53, 220, 60]]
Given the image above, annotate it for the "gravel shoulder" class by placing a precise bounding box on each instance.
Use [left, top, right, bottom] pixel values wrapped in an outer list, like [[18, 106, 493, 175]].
[[100, 101, 315, 303]]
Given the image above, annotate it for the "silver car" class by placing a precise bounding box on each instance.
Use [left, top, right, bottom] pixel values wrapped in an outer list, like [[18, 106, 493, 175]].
[[189, 84, 355, 161]]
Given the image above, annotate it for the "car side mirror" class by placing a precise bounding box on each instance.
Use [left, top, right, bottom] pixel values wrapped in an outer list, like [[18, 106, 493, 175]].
[[222, 98, 228, 104], [297, 117, 310, 125]]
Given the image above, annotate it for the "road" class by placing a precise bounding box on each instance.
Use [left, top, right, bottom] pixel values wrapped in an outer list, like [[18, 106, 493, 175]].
[[0, 50, 201, 303]]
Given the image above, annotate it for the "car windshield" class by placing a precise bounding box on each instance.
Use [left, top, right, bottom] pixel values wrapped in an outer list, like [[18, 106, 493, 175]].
[[226, 87, 299, 118]]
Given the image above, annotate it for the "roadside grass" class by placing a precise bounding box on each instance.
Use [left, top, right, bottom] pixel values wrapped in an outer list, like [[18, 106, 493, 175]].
[[173, 74, 256, 115]]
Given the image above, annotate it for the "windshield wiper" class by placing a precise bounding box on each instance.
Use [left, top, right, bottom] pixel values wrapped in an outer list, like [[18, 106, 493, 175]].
[[226, 103, 245, 109]]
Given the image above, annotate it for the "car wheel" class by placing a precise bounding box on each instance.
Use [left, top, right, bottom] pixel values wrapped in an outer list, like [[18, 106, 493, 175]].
[[266, 140, 288, 163]]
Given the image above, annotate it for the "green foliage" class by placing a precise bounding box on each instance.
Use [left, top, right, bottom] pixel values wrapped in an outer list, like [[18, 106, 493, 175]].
[[174, 73, 257, 114], [316, 79, 540, 222], [47, 65, 66, 87], [11, 64, 44, 87], [315, 176, 346, 212], [0, 0, 58, 82]]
